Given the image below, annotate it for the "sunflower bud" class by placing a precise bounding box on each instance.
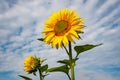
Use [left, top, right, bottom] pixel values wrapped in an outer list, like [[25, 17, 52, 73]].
[[24, 55, 40, 73]]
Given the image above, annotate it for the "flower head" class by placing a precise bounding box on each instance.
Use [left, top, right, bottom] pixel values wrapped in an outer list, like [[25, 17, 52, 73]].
[[42, 9, 85, 48], [24, 55, 39, 72]]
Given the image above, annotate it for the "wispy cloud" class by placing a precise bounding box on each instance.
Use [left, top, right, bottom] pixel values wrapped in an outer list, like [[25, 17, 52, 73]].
[[0, 0, 120, 80]]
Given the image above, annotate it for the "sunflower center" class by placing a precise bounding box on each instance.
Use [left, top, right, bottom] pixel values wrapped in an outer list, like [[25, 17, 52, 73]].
[[55, 21, 68, 33]]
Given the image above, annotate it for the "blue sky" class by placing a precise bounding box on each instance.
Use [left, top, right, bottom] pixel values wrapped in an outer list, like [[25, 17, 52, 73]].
[[0, 0, 120, 80]]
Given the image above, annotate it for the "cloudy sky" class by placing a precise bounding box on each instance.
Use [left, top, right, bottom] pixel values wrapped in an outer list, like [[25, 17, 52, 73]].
[[0, 0, 120, 80]]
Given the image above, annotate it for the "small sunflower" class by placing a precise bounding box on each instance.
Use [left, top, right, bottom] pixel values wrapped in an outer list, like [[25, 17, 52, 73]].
[[24, 55, 39, 72], [42, 9, 85, 48]]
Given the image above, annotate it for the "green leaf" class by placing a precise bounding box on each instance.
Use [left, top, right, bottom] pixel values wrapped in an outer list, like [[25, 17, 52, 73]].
[[46, 65, 69, 74], [37, 38, 44, 41], [43, 74, 49, 79], [19, 75, 32, 80], [57, 59, 70, 66], [41, 64, 48, 72], [41, 59, 47, 63], [73, 58, 79, 62], [74, 44, 102, 57], [33, 72, 36, 76], [57, 58, 78, 66]]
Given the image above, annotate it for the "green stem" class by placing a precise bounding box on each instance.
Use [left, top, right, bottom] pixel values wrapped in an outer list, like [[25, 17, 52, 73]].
[[70, 65, 75, 80], [38, 68, 43, 80], [68, 41, 75, 80], [63, 44, 71, 80], [67, 73, 71, 80], [63, 44, 69, 56]]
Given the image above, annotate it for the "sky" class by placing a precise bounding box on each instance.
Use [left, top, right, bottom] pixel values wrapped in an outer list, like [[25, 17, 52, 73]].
[[0, 0, 120, 80]]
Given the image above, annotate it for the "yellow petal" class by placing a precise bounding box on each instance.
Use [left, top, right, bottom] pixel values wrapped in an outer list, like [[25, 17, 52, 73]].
[[44, 32, 55, 43], [57, 10, 62, 21], [42, 9, 85, 48], [49, 12, 57, 20], [67, 34, 75, 43], [57, 36, 62, 47], [69, 30, 79, 39], [62, 36, 68, 46], [79, 18, 84, 24], [45, 20, 54, 27], [42, 27, 54, 33], [71, 25, 84, 32], [52, 36, 59, 48]]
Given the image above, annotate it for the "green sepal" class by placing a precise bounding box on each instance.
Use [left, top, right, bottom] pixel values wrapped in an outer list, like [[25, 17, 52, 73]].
[[33, 72, 36, 76], [46, 65, 69, 74], [41, 59, 47, 64], [57, 59, 70, 66], [43, 74, 49, 79], [40, 64, 48, 72], [57, 58, 78, 66], [74, 43, 103, 57], [37, 38, 44, 41], [76, 31, 84, 34], [28, 69, 37, 74], [19, 75, 32, 80]]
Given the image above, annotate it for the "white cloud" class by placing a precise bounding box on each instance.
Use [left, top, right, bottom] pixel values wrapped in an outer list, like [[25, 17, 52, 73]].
[[0, 0, 120, 80], [76, 69, 120, 80]]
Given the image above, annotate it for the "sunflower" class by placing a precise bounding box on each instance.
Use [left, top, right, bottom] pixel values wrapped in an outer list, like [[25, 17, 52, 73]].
[[42, 9, 84, 48], [24, 55, 39, 72]]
